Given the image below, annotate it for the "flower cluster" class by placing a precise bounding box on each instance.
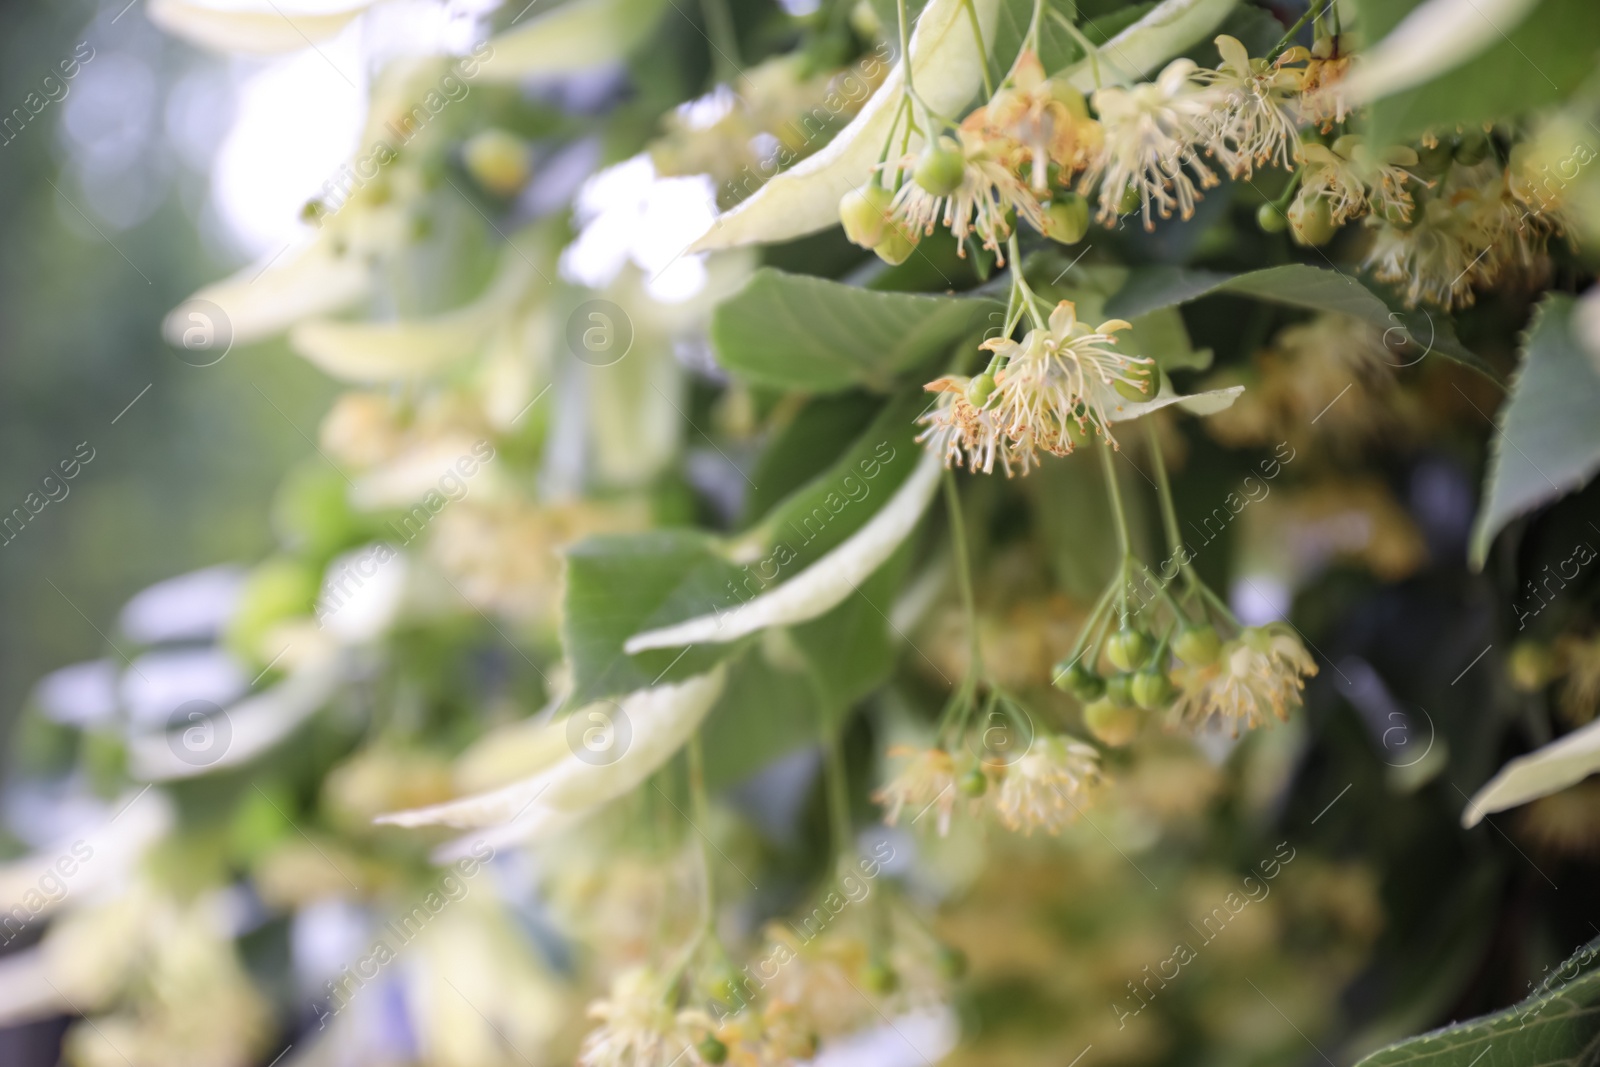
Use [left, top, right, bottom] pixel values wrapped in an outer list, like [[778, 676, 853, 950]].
[[876, 732, 1103, 838], [917, 300, 1153, 474]]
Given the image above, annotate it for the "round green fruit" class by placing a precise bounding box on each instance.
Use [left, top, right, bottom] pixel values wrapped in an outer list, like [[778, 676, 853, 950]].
[[1288, 193, 1337, 247], [1054, 661, 1105, 701], [873, 224, 918, 265], [1256, 202, 1287, 233], [863, 960, 899, 994], [965, 372, 997, 408], [1131, 667, 1176, 710], [1106, 627, 1152, 671], [958, 766, 988, 797], [1084, 698, 1141, 746], [1104, 671, 1135, 708], [697, 1035, 729, 1064], [1043, 193, 1090, 245], [839, 185, 893, 248], [914, 143, 967, 197], [1172, 622, 1221, 666]]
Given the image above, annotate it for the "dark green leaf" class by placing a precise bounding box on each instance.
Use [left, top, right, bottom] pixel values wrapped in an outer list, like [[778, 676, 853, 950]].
[[1469, 293, 1600, 567], [1353, 934, 1600, 1067], [1103, 263, 1498, 380], [1357, 0, 1600, 146], [711, 268, 1000, 393]]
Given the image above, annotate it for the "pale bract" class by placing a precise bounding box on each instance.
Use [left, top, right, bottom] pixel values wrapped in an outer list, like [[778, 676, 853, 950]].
[[624, 450, 945, 652]]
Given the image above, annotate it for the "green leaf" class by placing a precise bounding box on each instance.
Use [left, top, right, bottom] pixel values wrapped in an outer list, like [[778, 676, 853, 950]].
[[711, 268, 999, 393], [746, 391, 928, 569], [1103, 263, 1498, 380], [1353, 934, 1600, 1067], [1354, 0, 1600, 146], [561, 531, 749, 705], [1469, 294, 1600, 567], [563, 392, 928, 703], [742, 393, 885, 526]]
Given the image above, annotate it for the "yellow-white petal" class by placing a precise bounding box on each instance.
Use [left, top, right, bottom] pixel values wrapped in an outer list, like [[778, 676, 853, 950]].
[[166, 240, 371, 348], [375, 666, 727, 829], [148, 0, 371, 54], [1337, 0, 1543, 107], [1061, 0, 1238, 90], [689, 0, 1001, 251], [475, 0, 669, 81], [625, 450, 943, 652], [1461, 717, 1600, 827], [290, 307, 498, 383]]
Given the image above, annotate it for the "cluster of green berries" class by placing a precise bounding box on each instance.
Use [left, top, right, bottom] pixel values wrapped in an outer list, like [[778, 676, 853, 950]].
[[1052, 621, 1223, 745]]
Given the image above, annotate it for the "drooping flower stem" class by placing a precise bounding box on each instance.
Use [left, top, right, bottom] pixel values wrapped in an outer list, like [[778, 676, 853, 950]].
[[699, 0, 743, 82], [1271, 0, 1329, 59], [1006, 235, 1048, 327], [1099, 442, 1135, 624], [944, 471, 984, 678], [1052, 12, 1102, 89], [1144, 420, 1199, 593], [822, 703, 857, 864], [687, 733, 717, 936]]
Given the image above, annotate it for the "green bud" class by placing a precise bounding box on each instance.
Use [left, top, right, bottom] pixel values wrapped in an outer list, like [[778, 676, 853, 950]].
[[1117, 184, 1141, 216], [914, 142, 967, 197], [1454, 130, 1489, 166], [1104, 671, 1135, 708], [1042, 193, 1090, 245], [863, 960, 899, 994], [873, 223, 918, 265], [1049, 80, 1089, 119], [1054, 661, 1104, 701], [1172, 623, 1221, 666], [839, 185, 894, 248], [1310, 34, 1336, 59], [1256, 202, 1287, 233], [1084, 698, 1141, 746], [1106, 627, 1152, 672], [698, 1035, 729, 1064], [1288, 193, 1337, 247], [958, 765, 988, 797], [965, 372, 997, 408], [463, 128, 532, 196], [1415, 140, 1454, 176], [1112, 359, 1155, 401], [1131, 667, 1176, 711]]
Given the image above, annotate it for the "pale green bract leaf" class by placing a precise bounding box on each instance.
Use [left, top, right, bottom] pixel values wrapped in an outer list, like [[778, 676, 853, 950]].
[[1338, 0, 1543, 107], [1469, 294, 1600, 568], [147, 0, 371, 54], [165, 240, 372, 348], [374, 666, 727, 831], [126, 650, 344, 781], [624, 451, 944, 651], [1461, 717, 1600, 827], [689, 0, 1002, 251], [1059, 0, 1237, 90], [476, 0, 671, 81]]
